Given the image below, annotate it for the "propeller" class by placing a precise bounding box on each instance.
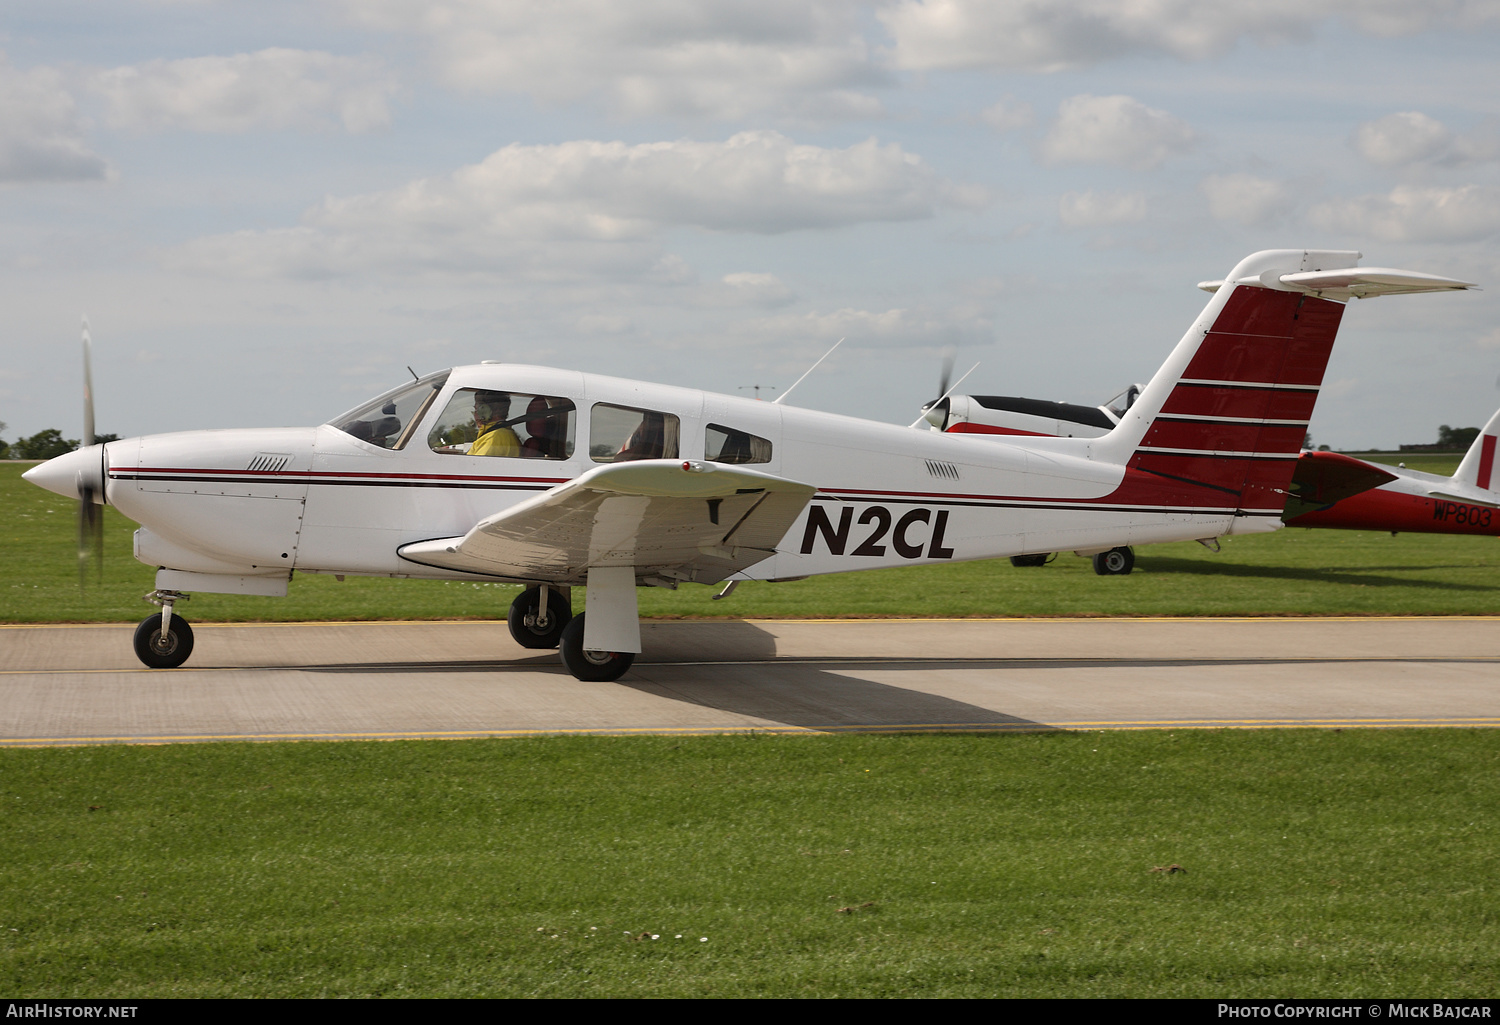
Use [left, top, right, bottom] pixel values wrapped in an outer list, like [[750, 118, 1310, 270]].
[[919, 347, 957, 428], [78, 316, 104, 589], [911, 347, 978, 430], [937, 346, 956, 401]]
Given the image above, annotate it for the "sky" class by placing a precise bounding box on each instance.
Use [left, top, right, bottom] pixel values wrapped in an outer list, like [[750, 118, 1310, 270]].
[[3, 0, 1500, 450]]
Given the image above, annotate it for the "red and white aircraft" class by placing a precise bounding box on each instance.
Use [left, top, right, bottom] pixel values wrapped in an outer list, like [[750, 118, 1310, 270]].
[[922, 280, 1498, 571], [24, 249, 1473, 678], [1281, 408, 1500, 535]]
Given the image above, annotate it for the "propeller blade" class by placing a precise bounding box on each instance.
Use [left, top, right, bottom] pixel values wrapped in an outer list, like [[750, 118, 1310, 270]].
[[77, 315, 104, 589], [937, 346, 955, 401], [82, 315, 94, 448], [78, 482, 104, 589]]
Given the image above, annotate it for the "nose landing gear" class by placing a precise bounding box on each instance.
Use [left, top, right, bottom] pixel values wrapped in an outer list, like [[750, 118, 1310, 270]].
[[507, 584, 573, 648], [134, 590, 194, 668]]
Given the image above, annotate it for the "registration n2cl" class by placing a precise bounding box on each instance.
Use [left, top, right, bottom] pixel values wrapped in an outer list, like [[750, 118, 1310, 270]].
[[24, 250, 1474, 680]]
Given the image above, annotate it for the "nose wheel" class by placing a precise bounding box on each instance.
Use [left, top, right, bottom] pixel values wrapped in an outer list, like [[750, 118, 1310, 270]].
[[507, 584, 573, 648], [133, 612, 195, 668]]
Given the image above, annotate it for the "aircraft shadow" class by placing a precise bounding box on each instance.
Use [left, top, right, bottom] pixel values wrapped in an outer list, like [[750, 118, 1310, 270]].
[[627, 620, 1055, 733], [621, 663, 1059, 734], [1139, 557, 1500, 592]]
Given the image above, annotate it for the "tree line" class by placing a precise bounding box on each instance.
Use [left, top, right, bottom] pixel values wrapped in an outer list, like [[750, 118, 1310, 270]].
[[0, 422, 119, 460]]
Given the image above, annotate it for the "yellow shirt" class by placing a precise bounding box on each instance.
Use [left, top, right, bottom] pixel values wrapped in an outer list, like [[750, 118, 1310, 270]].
[[470, 426, 521, 457]]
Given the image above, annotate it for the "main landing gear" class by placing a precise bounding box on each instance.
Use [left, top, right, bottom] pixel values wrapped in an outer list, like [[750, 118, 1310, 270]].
[[558, 613, 635, 682], [133, 589, 194, 668], [507, 584, 573, 649], [1092, 546, 1135, 576], [509, 580, 633, 681]]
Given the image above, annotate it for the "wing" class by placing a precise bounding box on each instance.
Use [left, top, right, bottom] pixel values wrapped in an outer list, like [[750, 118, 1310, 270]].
[[397, 459, 816, 584]]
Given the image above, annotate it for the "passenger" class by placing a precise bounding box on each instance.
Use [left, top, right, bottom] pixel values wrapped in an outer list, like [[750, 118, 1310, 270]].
[[470, 390, 521, 457]]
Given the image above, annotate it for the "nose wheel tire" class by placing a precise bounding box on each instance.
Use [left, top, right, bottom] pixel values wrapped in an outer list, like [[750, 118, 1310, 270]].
[[132, 613, 195, 669], [1092, 546, 1135, 576], [558, 613, 635, 682], [508, 586, 573, 649]]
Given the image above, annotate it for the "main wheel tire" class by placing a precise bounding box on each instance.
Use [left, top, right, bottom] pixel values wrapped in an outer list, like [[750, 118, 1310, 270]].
[[508, 586, 573, 649], [133, 613, 195, 669], [1092, 546, 1135, 576], [558, 613, 635, 682], [1010, 554, 1050, 568]]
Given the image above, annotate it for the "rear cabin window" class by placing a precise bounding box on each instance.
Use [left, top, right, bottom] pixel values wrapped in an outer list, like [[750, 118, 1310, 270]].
[[705, 424, 772, 464], [428, 389, 577, 459], [589, 403, 679, 462]]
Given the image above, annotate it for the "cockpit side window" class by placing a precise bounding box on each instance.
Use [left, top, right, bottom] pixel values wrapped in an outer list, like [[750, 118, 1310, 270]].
[[428, 389, 577, 459], [1104, 384, 1142, 421], [329, 371, 450, 450], [705, 424, 771, 464], [589, 403, 679, 462]]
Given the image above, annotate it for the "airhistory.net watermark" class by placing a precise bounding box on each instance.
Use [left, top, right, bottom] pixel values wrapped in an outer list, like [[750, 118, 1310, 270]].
[[5, 1006, 137, 1018]]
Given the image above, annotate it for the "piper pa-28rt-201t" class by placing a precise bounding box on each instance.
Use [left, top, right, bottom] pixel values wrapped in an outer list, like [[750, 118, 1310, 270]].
[[24, 249, 1474, 680]]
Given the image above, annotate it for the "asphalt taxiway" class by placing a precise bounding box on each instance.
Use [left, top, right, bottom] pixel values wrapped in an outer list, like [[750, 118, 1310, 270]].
[[2, 617, 1497, 746]]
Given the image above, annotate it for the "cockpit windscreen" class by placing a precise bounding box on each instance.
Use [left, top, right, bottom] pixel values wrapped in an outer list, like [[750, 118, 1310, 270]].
[[329, 371, 451, 449]]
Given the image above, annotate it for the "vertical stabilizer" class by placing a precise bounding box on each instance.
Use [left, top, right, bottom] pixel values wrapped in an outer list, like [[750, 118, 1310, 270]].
[[1094, 250, 1359, 528], [1453, 406, 1500, 494], [1093, 249, 1473, 529]]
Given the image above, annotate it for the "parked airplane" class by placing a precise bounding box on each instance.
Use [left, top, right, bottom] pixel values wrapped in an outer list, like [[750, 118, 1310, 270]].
[[1282, 406, 1500, 535], [919, 341, 1499, 571], [24, 250, 1473, 679]]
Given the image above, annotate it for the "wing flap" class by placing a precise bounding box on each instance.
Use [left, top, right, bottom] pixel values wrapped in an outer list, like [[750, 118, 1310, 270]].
[[398, 459, 815, 583]]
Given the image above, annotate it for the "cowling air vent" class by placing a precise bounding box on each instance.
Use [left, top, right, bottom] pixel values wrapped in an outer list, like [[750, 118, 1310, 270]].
[[246, 453, 290, 473], [925, 459, 960, 481]]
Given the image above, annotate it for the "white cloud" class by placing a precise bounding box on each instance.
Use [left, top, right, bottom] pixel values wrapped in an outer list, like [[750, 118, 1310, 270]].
[[1058, 189, 1145, 227], [744, 305, 988, 349], [90, 49, 396, 134], [335, 0, 883, 122], [716, 272, 797, 308], [1310, 184, 1500, 242], [1038, 94, 1194, 170], [0, 56, 109, 183], [878, 0, 1500, 72], [1353, 111, 1499, 167], [1200, 173, 1295, 226], [173, 131, 977, 278], [979, 95, 1033, 132]]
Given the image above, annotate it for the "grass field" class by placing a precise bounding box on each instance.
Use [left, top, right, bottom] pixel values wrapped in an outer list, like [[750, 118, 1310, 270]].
[[4, 457, 1499, 623], [3, 730, 1498, 998]]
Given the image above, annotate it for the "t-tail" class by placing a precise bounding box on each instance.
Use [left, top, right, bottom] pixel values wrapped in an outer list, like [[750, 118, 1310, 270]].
[[1453, 405, 1500, 496], [1091, 249, 1474, 530]]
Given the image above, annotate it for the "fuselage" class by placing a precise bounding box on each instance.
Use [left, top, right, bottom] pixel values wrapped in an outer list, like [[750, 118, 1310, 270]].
[[30, 362, 1249, 589]]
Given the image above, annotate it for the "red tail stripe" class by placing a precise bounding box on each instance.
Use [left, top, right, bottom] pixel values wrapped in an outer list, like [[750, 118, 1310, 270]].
[[1162, 385, 1318, 421], [1479, 434, 1496, 491], [1141, 420, 1304, 454]]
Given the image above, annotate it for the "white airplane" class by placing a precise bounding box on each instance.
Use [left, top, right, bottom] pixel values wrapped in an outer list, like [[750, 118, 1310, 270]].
[[24, 249, 1473, 679]]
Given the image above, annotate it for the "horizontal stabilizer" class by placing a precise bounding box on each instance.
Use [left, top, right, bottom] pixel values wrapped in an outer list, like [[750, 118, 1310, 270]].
[[1287, 451, 1399, 505], [1200, 267, 1476, 300], [398, 459, 815, 584]]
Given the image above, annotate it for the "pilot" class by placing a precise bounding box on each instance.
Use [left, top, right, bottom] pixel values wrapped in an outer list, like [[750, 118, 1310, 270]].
[[470, 390, 521, 457]]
